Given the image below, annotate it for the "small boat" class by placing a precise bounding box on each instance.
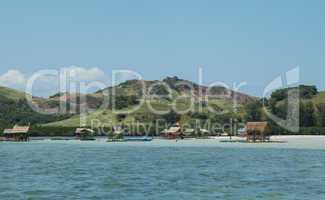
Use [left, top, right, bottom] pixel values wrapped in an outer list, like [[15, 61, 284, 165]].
[[124, 137, 153, 142], [80, 137, 96, 141], [107, 138, 126, 142], [50, 137, 74, 141]]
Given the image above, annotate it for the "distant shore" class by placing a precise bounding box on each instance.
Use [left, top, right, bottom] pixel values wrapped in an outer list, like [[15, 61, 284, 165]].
[[1, 135, 323, 150]]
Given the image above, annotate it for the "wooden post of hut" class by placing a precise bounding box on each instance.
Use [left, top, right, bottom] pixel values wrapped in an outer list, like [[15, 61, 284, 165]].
[[246, 122, 270, 143], [3, 125, 30, 141]]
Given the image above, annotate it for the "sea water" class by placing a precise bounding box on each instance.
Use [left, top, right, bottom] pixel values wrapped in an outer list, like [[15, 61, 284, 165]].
[[0, 138, 325, 200]]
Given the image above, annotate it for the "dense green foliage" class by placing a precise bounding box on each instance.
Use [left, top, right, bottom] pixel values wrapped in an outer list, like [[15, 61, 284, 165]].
[[245, 100, 263, 121], [161, 110, 181, 124], [110, 95, 139, 110], [29, 126, 77, 136], [149, 84, 170, 96], [2, 82, 325, 136], [239, 85, 325, 134], [0, 95, 70, 132], [300, 101, 316, 127], [316, 103, 325, 126], [270, 85, 318, 102]]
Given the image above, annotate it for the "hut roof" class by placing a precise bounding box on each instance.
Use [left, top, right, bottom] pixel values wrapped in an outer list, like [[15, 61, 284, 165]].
[[160, 129, 168, 134], [75, 128, 94, 134], [246, 122, 268, 132], [3, 129, 13, 134], [114, 130, 124, 135], [167, 126, 181, 133], [113, 126, 125, 135], [184, 128, 195, 133], [200, 129, 210, 133], [3, 125, 30, 134]]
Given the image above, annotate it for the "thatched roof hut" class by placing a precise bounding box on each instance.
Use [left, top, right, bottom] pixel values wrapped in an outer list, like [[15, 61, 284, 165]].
[[113, 126, 125, 138], [183, 128, 195, 136], [163, 123, 184, 139], [246, 122, 270, 142], [200, 129, 210, 134], [75, 128, 94, 135], [166, 126, 181, 134], [75, 128, 95, 140], [3, 125, 30, 141]]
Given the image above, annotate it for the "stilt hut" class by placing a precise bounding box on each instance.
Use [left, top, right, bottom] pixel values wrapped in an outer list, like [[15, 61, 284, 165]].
[[3, 125, 30, 141], [162, 123, 184, 139], [75, 128, 95, 141], [246, 122, 270, 142], [199, 129, 210, 137], [107, 126, 125, 141], [183, 128, 195, 137]]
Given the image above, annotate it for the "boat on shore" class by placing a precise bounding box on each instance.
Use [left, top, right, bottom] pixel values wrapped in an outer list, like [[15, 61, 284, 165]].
[[124, 137, 153, 142], [107, 137, 153, 142], [50, 137, 76, 141], [107, 126, 153, 142]]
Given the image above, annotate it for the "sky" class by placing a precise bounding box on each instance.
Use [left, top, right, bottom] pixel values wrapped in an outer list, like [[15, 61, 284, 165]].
[[0, 0, 324, 97]]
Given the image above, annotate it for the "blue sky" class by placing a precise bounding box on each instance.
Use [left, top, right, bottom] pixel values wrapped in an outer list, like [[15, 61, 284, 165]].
[[0, 0, 324, 96]]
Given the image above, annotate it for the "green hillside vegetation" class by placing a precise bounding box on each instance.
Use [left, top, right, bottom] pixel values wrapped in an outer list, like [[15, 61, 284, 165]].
[[44, 77, 252, 134], [44, 98, 244, 128], [11, 78, 325, 136], [0, 95, 71, 132], [0, 86, 26, 100], [311, 91, 325, 105], [246, 85, 325, 134]]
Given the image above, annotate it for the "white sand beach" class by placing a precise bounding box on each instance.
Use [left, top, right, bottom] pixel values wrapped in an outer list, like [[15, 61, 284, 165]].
[[147, 135, 325, 149], [26, 135, 325, 150]]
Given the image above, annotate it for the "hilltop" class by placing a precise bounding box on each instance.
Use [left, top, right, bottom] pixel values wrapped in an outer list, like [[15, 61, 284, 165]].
[[96, 76, 256, 104], [44, 76, 257, 127]]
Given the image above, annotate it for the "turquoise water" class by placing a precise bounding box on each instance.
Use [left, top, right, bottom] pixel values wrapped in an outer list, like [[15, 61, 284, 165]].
[[1, 140, 325, 200]]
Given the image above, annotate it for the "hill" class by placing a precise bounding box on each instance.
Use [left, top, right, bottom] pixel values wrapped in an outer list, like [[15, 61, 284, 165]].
[[0, 76, 258, 134], [44, 76, 256, 127], [0, 86, 26, 101], [2, 80, 325, 135], [96, 76, 256, 104], [0, 87, 71, 131]]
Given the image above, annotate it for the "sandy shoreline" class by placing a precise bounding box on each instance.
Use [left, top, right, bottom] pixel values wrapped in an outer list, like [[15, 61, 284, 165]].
[[11, 135, 324, 150]]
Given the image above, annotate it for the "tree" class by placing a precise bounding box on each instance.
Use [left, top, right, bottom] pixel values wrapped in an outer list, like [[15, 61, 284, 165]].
[[245, 101, 263, 121], [300, 101, 316, 127], [162, 110, 181, 124], [270, 85, 318, 102], [191, 112, 209, 120], [316, 103, 325, 127], [116, 114, 127, 122], [0, 96, 70, 131], [110, 95, 139, 110]]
